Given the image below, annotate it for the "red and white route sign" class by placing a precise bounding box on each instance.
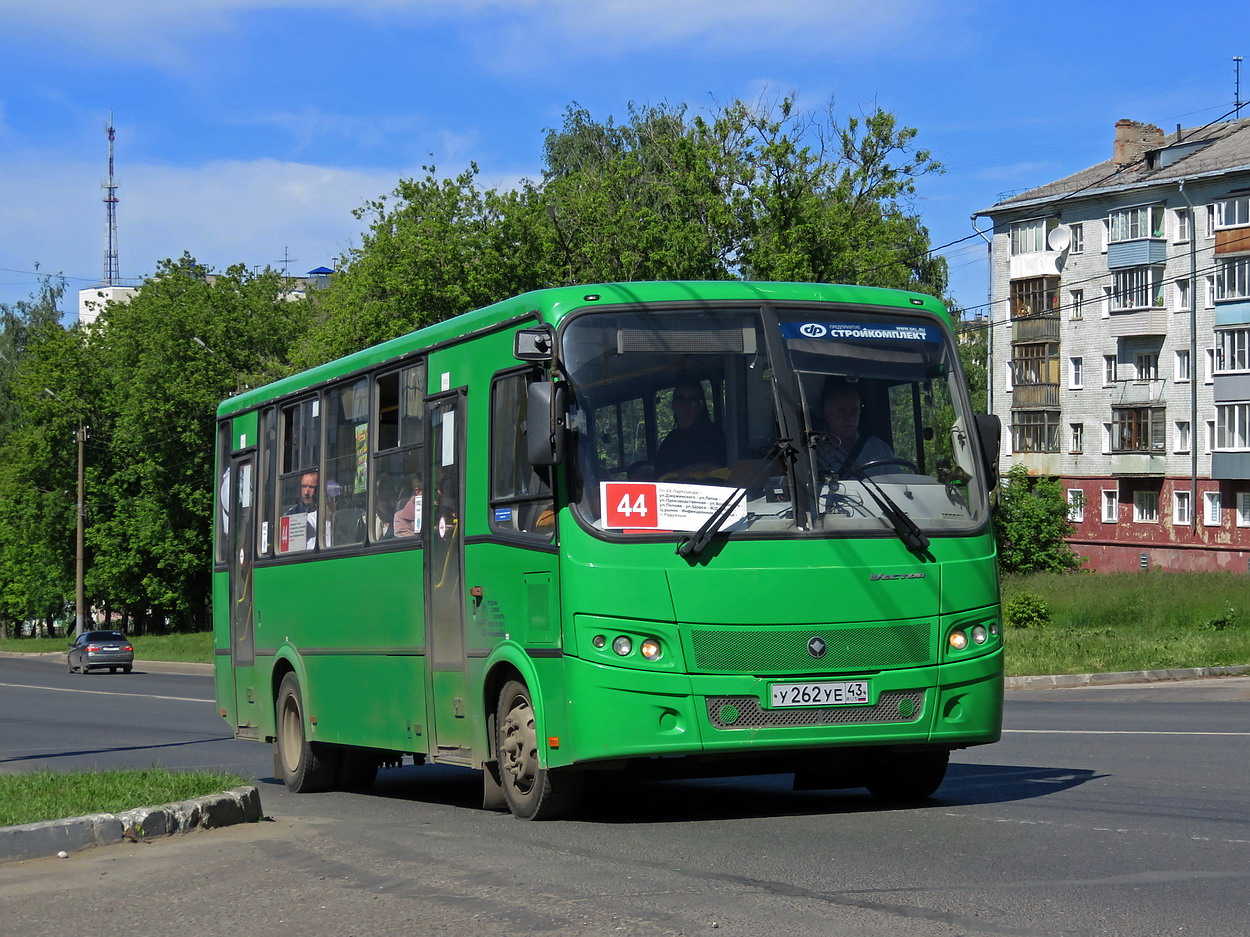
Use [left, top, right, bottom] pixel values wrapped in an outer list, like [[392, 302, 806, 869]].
[[601, 481, 746, 532]]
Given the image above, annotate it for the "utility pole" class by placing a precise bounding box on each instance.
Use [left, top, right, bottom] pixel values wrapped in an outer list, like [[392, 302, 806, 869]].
[[75, 420, 86, 637]]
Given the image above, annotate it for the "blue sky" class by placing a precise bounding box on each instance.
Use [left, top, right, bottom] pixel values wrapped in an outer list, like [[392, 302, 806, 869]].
[[1, 0, 1246, 323]]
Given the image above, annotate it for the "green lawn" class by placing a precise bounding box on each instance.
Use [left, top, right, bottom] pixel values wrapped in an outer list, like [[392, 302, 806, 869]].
[[1002, 570, 1250, 676], [0, 631, 214, 664], [0, 768, 245, 827]]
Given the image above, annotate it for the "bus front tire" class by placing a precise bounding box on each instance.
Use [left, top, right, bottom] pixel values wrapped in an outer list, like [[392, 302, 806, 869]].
[[864, 750, 949, 803], [276, 673, 338, 793], [495, 679, 582, 820]]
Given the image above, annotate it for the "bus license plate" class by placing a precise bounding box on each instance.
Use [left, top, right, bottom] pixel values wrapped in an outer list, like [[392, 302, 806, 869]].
[[769, 681, 869, 708]]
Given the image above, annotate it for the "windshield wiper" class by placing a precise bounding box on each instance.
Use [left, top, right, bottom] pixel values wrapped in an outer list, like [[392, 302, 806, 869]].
[[676, 443, 787, 559], [845, 469, 931, 556]]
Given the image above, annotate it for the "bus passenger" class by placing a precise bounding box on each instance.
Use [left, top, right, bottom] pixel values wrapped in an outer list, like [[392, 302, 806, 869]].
[[814, 380, 893, 478], [654, 375, 727, 482], [285, 470, 320, 549], [393, 481, 423, 537]]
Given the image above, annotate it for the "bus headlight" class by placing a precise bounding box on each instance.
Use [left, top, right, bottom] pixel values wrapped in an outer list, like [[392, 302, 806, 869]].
[[612, 636, 633, 656], [971, 625, 988, 645], [640, 638, 662, 661], [948, 630, 969, 651]]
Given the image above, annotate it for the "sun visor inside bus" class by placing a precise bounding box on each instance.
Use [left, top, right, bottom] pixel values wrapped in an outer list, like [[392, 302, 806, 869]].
[[615, 328, 757, 355]]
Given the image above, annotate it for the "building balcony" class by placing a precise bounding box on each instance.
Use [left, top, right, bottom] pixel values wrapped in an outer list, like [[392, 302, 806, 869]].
[[1009, 384, 1060, 408], [1211, 452, 1250, 479], [1109, 453, 1167, 475], [1108, 307, 1168, 337], [1107, 239, 1168, 268], [1114, 378, 1166, 405], [1011, 316, 1060, 343], [1215, 227, 1250, 256]]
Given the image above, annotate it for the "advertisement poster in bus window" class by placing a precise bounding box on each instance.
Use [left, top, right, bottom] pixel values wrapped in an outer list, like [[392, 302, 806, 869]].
[[601, 481, 745, 532], [354, 424, 368, 493]]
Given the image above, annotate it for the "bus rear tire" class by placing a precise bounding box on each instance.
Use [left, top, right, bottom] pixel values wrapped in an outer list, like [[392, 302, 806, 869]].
[[496, 679, 582, 820], [276, 673, 338, 793], [864, 750, 949, 803]]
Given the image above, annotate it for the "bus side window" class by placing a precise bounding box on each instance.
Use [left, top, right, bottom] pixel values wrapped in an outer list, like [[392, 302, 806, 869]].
[[373, 363, 425, 543], [490, 370, 554, 538], [325, 378, 369, 548], [276, 396, 320, 553]]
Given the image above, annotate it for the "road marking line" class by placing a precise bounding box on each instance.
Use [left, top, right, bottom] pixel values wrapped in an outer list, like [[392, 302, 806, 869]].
[[0, 682, 210, 703], [1005, 729, 1250, 736]]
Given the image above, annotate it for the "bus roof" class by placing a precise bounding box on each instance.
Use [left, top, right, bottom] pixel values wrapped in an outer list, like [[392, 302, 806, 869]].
[[217, 280, 949, 417]]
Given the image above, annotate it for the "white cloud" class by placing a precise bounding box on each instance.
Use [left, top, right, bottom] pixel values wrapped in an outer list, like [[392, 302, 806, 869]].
[[0, 0, 951, 67]]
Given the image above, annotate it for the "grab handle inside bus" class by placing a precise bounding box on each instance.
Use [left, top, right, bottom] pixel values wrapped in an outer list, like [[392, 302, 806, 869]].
[[527, 381, 567, 466]]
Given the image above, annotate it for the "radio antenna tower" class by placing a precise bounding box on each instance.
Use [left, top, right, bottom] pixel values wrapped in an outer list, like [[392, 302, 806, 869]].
[[102, 111, 120, 285]]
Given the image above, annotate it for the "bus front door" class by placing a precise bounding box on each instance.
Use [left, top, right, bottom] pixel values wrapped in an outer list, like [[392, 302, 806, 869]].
[[229, 453, 259, 734], [425, 393, 472, 758]]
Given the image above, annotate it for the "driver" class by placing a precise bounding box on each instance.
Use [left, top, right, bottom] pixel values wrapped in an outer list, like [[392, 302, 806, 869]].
[[814, 379, 895, 478]]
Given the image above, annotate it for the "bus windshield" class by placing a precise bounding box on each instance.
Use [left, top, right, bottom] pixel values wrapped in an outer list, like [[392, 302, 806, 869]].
[[562, 303, 988, 541]]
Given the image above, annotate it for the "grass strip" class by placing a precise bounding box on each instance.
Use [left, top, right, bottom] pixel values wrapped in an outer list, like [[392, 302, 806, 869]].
[[0, 767, 245, 828], [0, 631, 214, 664]]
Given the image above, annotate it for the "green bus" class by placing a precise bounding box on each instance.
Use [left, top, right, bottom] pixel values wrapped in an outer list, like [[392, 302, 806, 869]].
[[213, 281, 1003, 819]]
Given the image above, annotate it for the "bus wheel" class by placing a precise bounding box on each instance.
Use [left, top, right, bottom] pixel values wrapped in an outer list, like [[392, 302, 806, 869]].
[[495, 679, 582, 820], [864, 750, 949, 803], [276, 673, 338, 793]]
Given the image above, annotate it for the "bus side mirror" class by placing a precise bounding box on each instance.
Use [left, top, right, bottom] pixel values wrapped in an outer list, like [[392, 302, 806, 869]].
[[975, 414, 1001, 488], [514, 326, 555, 362], [527, 381, 566, 466]]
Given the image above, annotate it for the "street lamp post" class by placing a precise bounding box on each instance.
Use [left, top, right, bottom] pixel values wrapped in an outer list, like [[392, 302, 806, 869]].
[[45, 388, 88, 638]]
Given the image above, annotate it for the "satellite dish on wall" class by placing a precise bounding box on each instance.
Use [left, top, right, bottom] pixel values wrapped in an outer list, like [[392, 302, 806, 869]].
[[1048, 225, 1072, 252]]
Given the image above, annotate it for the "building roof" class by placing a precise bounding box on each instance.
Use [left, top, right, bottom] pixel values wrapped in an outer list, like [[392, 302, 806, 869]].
[[976, 116, 1250, 217]]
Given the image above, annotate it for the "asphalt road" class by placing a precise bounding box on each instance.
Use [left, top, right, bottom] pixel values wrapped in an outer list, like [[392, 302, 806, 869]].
[[2, 655, 1249, 937]]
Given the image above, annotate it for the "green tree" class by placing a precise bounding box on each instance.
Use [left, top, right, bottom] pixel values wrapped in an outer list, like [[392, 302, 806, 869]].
[[296, 95, 949, 367], [994, 465, 1084, 573]]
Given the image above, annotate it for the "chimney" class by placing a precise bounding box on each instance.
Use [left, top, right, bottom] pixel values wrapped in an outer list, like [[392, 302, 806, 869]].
[[1113, 119, 1165, 167]]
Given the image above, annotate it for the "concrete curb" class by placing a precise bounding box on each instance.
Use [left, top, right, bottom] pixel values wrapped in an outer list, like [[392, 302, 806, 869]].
[[0, 786, 262, 863], [1005, 664, 1250, 689]]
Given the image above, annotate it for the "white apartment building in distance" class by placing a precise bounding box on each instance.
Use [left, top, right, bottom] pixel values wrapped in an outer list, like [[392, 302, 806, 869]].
[[975, 116, 1250, 572]]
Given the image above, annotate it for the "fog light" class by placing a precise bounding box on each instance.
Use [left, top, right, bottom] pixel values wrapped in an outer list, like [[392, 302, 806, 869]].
[[948, 630, 968, 650], [593, 634, 606, 649], [612, 636, 633, 656], [640, 638, 662, 661], [989, 621, 1000, 637], [971, 625, 988, 645]]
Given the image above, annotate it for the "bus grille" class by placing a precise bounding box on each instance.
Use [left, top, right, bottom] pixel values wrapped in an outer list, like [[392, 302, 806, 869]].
[[705, 690, 925, 729], [689, 623, 932, 673]]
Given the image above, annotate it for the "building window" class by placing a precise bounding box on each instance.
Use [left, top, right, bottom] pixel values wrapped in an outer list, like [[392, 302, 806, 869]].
[[1103, 355, 1118, 386], [1173, 490, 1192, 526], [1112, 266, 1164, 311], [1174, 349, 1191, 382], [1011, 342, 1060, 387], [1101, 218, 1110, 252], [1112, 407, 1166, 452], [1101, 489, 1118, 523], [1133, 490, 1159, 523], [1175, 207, 1191, 242], [1203, 490, 1221, 526], [1215, 403, 1250, 450], [1133, 352, 1159, 381], [1010, 411, 1060, 453], [1069, 223, 1084, 254], [1010, 277, 1059, 318], [1216, 257, 1250, 302], [1070, 422, 1084, 453], [1069, 288, 1084, 320], [1205, 204, 1217, 238], [1205, 274, 1217, 308], [1174, 420, 1191, 453], [1068, 356, 1084, 389], [1215, 328, 1250, 373], [1205, 348, 1215, 384], [1010, 218, 1048, 255], [1206, 419, 1216, 453], [1237, 492, 1250, 528], [1216, 195, 1250, 229], [1101, 285, 1112, 318], [1109, 204, 1164, 242], [1067, 489, 1085, 522], [1174, 277, 1191, 312]]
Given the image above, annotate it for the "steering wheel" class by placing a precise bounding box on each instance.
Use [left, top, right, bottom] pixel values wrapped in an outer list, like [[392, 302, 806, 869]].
[[854, 457, 920, 475]]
